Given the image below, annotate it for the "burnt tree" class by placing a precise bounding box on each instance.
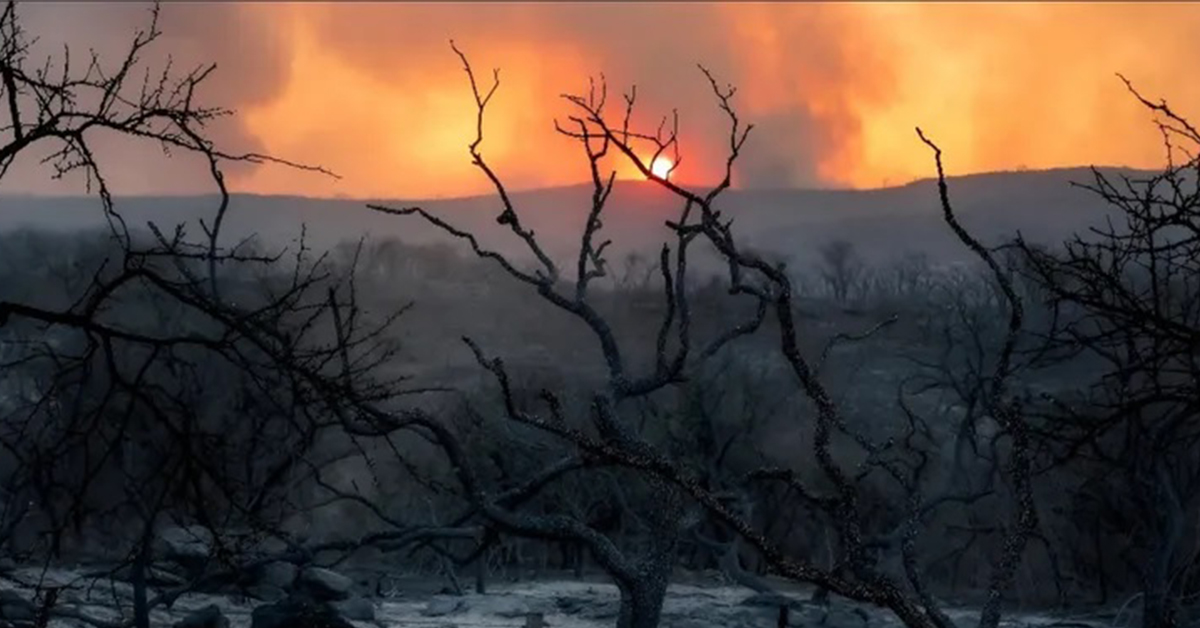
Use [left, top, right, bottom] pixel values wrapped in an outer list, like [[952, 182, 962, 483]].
[[369, 42, 1037, 628], [1018, 77, 1200, 628]]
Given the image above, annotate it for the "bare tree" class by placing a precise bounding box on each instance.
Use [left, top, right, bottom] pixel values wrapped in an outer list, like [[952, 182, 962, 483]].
[[1016, 77, 1200, 628], [364, 41, 1038, 628], [0, 4, 434, 627], [364, 42, 755, 628], [819, 239, 867, 305]]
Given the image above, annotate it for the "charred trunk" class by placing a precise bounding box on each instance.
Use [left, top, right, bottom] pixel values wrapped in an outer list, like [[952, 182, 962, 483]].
[[615, 560, 673, 628], [1142, 461, 1185, 628]]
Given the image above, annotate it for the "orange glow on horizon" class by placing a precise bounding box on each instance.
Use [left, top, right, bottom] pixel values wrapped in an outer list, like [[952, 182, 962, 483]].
[[206, 3, 1200, 200]]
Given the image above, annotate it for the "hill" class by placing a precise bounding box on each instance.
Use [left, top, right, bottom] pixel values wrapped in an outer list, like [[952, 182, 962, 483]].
[[0, 166, 1146, 267]]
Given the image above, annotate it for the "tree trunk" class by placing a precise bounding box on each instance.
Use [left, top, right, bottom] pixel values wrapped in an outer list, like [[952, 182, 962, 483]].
[[132, 538, 151, 628], [1137, 475, 1185, 624], [614, 481, 681, 628], [474, 557, 487, 594], [1142, 462, 1185, 628], [1093, 521, 1108, 606], [615, 571, 671, 628], [573, 543, 586, 579], [1142, 589, 1179, 628]]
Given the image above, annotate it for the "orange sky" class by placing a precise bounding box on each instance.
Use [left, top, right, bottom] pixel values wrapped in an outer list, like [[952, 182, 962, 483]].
[[5, 2, 1200, 199]]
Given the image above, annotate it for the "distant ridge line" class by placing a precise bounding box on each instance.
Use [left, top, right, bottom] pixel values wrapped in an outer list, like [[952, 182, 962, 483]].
[[0, 165, 1156, 205]]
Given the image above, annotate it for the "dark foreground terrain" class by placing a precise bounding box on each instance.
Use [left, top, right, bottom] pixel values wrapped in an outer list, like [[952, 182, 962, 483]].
[[0, 562, 1129, 628]]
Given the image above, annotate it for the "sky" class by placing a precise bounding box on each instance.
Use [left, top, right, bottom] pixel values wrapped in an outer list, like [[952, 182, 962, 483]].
[[4, 2, 1199, 199]]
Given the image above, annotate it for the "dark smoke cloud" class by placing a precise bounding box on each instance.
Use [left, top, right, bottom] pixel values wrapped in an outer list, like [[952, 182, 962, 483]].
[[5, 2, 289, 194], [6, 3, 1200, 197]]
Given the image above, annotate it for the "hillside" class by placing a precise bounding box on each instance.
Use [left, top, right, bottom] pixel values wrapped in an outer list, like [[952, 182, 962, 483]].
[[0, 166, 1145, 266]]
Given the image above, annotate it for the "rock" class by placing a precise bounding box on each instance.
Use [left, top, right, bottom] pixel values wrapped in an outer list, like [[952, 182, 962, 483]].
[[0, 556, 16, 572], [422, 597, 466, 617], [577, 599, 619, 620], [155, 525, 214, 562], [332, 597, 375, 622], [555, 596, 586, 613], [739, 591, 807, 610], [108, 563, 188, 586], [822, 605, 871, 628], [251, 597, 353, 628], [674, 620, 755, 628], [256, 561, 298, 589], [154, 525, 216, 579], [173, 604, 229, 628], [296, 567, 355, 602], [489, 597, 533, 618], [255, 536, 291, 555], [555, 594, 620, 616], [0, 590, 36, 622], [245, 585, 288, 603]]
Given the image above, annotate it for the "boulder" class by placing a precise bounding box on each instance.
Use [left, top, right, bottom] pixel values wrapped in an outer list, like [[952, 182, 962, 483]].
[[108, 563, 188, 586], [739, 591, 807, 611], [554, 596, 586, 614], [422, 596, 466, 617], [295, 567, 355, 602], [251, 597, 354, 628], [673, 620, 757, 628], [155, 525, 214, 561], [245, 584, 288, 603], [256, 561, 298, 589], [488, 597, 533, 618], [173, 604, 229, 628], [0, 590, 36, 623], [821, 604, 872, 628], [331, 597, 375, 622], [564, 597, 619, 620]]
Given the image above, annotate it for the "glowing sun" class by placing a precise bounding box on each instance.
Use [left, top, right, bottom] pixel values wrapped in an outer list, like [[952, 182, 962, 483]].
[[650, 156, 674, 179]]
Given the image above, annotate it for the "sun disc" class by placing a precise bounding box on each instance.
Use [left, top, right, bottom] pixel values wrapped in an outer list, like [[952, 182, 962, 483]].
[[650, 156, 674, 179]]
